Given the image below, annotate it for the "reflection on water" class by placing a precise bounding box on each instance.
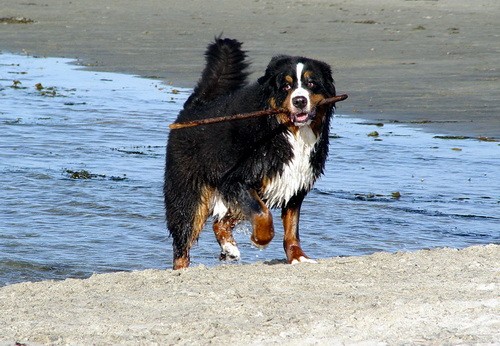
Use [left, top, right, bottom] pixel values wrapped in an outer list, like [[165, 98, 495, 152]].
[[0, 53, 498, 286]]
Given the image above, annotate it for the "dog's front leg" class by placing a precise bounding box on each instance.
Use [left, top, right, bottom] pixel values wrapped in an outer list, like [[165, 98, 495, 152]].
[[282, 194, 317, 264], [247, 189, 275, 248], [219, 183, 275, 248], [213, 216, 241, 261]]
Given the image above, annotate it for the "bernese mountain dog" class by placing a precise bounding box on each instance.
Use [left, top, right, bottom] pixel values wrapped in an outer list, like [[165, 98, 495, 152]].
[[165, 37, 337, 269]]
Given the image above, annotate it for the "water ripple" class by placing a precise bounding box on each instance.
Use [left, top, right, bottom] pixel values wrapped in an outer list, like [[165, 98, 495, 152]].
[[0, 53, 498, 286]]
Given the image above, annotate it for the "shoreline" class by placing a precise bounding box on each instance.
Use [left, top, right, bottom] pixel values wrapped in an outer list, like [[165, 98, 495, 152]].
[[1, 0, 499, 137]]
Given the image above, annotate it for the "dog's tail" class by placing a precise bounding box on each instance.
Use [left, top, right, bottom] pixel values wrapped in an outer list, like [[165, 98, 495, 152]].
[[184, 37, 250, 108]]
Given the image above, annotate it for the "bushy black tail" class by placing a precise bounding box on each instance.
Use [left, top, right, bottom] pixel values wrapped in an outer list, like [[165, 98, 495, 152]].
[[184, 37, 250, 109]]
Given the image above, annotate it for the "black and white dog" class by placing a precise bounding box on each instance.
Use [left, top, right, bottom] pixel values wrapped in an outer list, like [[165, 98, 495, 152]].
[[165, 38, 337, 269]]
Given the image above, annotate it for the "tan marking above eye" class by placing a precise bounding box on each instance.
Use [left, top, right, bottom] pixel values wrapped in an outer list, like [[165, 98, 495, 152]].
[[303, 71, 313, 79], [269, 97, 277, 108], [285, 75, 293, 84]]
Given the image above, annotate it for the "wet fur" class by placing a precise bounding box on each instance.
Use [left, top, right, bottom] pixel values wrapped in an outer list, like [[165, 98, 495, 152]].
[[164, 37, 336, 269]]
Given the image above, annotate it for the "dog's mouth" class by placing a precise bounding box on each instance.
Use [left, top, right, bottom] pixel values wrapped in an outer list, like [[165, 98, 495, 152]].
[[290, 110, 316, 126]]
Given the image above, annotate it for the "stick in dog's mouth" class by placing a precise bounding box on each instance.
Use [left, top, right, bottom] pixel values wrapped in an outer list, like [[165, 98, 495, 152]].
[[169, 94, 348, 130]]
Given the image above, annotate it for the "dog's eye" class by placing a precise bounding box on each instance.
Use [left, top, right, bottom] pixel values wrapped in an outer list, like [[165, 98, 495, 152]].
[[283, 83, 292, 91], [307, 81, 316, 88]]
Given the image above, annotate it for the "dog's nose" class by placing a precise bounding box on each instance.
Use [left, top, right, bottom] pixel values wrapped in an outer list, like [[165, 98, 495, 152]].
[[292, 96, 308, 109]]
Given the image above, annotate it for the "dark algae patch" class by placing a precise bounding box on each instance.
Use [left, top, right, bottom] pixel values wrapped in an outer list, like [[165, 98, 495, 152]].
[[353, 20, 378, 24], [111, 145, 164, 157], [434, 135, 499, 142], [9, 80, 27, 89], [35, 83, 59, 97], [434, 135, 470, 140], [388, 119, 459, 125], [0, 17, 34, 24], [356, 122, 384, 127], [354, 192, 402, 201], [66, 169, 103, 179], [65, 169, 127, 181]]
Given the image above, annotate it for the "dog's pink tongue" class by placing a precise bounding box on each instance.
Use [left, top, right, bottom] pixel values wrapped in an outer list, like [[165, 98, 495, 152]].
[[296, 113, 308, 122]]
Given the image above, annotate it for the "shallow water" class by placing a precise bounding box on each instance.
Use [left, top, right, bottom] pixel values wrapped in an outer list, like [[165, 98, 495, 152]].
[[1, 54, 498, 286]]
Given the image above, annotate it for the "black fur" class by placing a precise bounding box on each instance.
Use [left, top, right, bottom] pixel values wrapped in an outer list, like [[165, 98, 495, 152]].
[[184, 38, 250, 110], [164, 38, 337, 268]]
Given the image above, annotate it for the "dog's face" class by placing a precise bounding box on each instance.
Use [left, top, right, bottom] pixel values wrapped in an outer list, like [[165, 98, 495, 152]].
[[258, 56, 336, 127]]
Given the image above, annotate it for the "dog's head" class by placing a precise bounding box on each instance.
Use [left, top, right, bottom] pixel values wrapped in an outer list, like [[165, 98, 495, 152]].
[[258, 56, 336, 127]]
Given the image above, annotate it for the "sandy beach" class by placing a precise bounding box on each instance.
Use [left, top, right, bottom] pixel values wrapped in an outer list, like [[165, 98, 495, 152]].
[[1, 0, 499, 344], [1, 245, 499, 345]]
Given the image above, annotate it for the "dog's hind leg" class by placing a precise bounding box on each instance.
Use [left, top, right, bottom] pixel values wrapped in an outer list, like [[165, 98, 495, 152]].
[[281, 194, 317, 264], [213, 216, 241, 261], [168, 186, 212, 270]]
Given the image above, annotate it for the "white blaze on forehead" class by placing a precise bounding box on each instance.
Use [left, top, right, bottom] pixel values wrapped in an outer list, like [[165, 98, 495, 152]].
[[296, 62, 304, 89], [290, 62, 310, 105]]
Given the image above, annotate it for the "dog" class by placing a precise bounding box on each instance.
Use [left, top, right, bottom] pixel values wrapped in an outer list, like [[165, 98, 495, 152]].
[[164, 37, 337, 269]]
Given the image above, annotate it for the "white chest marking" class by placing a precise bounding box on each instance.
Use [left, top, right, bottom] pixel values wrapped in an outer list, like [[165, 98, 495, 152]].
[[263, 126, 318, 208], [211, 123, 319, 219]]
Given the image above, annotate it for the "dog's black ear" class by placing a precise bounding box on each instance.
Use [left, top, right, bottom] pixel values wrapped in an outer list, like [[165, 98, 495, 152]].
[[257, 55, 291, 86], [317, 60, 336, 97]]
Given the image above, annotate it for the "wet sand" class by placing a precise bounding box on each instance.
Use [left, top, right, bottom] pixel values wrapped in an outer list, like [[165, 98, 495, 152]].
[[1, 0, 499, 344], [2, 0, 499, 137]]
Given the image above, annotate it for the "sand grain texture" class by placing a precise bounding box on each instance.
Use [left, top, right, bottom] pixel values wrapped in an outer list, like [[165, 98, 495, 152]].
[[1, 245, 499, 345]]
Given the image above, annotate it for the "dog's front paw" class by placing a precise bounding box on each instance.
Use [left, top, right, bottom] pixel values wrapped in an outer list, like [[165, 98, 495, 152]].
[[219, 242, 241, 261], [250, 235, 273, 250], [250, 213, 275, 248], [291, 256, 318, 264]]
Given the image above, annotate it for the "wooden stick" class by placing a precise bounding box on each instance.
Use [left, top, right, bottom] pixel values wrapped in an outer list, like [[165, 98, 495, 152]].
[[169, 94, 348, 130]]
